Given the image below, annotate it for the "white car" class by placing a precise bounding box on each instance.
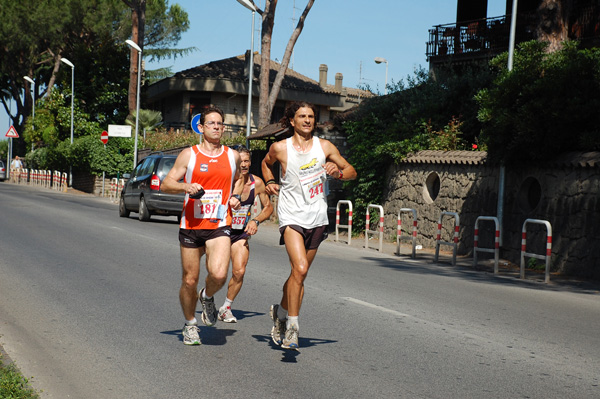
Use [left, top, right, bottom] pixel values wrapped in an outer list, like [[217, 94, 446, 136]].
[[0, 160, 6, 181]]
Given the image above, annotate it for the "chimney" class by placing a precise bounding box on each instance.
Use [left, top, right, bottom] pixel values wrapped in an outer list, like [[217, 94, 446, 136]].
[[335, 73, 343, 92], [319, 64, 328, 88]]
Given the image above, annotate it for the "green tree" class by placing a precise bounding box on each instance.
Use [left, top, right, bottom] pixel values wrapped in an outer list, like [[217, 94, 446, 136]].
[[341, 66, 492, 231], [0, 0, 127, 155], [24, 89, 134, 176], [126, 108, 163, 141], [122, 0, 195, 111], [475, 40, 600, 164]]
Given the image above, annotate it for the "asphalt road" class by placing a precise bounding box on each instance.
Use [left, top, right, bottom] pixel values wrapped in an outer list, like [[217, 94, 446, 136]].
[[1, 182, 600, 398]]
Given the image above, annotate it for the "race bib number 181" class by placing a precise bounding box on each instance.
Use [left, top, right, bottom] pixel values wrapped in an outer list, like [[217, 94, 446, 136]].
[[194, 189, 223, 219]]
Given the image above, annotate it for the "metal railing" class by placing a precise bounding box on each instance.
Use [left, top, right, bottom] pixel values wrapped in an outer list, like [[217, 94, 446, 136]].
[[520, 219, 553, 283], [426, 14, 536, 60], [335, 200, 353, 246], [396, 208, 418, 258]]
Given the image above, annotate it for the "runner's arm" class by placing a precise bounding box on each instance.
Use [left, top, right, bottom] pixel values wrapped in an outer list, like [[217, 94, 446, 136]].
[[161, 148, 204, 195], [245, 176, 274, 235]]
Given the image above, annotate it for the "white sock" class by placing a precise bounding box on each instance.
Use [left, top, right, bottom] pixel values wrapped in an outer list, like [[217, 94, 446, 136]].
[[186, 318, 198, 326], [223, 297, 233, 308], [287, 316, 299, 330], [277, 305, 288, 321], [201, 289, 212, 300]]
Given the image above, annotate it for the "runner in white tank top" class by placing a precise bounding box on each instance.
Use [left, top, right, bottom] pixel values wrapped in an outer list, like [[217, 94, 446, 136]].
[[277, 136, 329, 229], [262, 101, 357, 350]]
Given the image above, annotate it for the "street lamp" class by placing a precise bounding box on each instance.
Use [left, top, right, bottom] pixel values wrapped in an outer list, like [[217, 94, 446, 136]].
[[126, 39, 142, 168], [61, 57, 75, 186], [23, 76, 35, 150], [1, 89, 12, 179], [236, 0, 257, 148], [374, 57, 388, 95]]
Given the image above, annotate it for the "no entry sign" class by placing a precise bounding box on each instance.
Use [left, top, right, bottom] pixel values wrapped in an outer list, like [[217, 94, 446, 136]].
[[101, 130, 109, 145]]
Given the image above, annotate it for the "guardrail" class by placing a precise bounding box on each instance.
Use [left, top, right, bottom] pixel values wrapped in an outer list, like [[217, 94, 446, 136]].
[[365, 204, 384, 252], [397, 208, 418, 258], [473, 216, 500, 274], [520, 219, 553, 283], [434, 211, 460, 266], [335, 200, 353, 246]]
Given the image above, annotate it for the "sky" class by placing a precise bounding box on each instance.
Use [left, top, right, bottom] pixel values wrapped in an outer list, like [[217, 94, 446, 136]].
[[1, 0, 506, 141]]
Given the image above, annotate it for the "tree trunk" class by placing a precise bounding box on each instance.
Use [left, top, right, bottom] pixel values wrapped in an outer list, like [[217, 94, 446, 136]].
[[123, 0, 147, 114], [537, 0, 570, 52], [266, 0, 315, 118], [258, 0, 276, 129], [257, 0, 316, 129]]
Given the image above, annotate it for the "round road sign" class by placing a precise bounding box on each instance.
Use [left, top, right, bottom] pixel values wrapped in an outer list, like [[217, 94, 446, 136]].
[[101, 130, 109, 144]]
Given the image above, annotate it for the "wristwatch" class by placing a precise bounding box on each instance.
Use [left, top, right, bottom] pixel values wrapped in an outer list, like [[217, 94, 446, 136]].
[[232, 194, 241, 201], [252, 219, 260, 227]]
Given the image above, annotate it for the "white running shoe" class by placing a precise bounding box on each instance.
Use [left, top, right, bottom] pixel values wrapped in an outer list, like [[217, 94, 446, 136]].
[[269, 304, 286, 345], [182, 324, 201, 345], [282, 325, 299, 350], [218, 306, 238, 323]]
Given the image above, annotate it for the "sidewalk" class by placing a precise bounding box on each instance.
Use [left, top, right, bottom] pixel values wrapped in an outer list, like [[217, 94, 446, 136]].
[[323, 229, 600, 293]]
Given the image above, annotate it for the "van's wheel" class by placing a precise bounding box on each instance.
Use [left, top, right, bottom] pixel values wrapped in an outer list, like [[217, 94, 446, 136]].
[[138, 196, 151, 221], [119, 196, 130, 217]]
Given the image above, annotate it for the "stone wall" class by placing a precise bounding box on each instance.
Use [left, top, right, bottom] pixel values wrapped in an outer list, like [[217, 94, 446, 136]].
[[381, 151, 600, 280], [502, 162, 600, 279], [383, 154, 498, 255]]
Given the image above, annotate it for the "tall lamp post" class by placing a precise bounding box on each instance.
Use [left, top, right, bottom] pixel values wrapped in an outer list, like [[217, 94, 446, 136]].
[[23, 76, 35, 150], [126, 39, 142, 168], [497, 0, 519, 248], [236, 0, 257, 148], [1, 89, 12, 179], [374, 57, 388, 95], [61, 57, 75, 186]]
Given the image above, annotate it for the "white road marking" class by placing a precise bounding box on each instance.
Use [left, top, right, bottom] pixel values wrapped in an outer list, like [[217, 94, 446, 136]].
[[342, 297, 411, 318]]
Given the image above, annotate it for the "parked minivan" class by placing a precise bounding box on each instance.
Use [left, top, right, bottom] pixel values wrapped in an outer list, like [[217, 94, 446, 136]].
[[119, 152, 184, 221]]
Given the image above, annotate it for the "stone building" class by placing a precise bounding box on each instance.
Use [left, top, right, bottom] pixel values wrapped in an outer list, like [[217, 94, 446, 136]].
[[382, 150, 600, 280]]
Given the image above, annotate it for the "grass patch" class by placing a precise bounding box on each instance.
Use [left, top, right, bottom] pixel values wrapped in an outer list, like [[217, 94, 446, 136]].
[[0, 352, 40, 399]]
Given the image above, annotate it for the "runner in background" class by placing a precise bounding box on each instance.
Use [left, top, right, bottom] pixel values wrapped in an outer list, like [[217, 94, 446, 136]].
[[218, 145, 273, 323]]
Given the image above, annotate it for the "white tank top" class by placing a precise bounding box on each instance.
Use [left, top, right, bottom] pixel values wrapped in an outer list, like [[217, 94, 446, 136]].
[[278, 136, 329, 229]]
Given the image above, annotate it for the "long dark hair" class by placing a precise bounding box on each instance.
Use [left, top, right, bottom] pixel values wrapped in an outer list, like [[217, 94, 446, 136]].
[[279, 101, 317, 130]]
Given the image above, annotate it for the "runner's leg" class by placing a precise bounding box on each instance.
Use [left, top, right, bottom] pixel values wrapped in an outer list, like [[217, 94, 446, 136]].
[[180, 245, 204, 320]]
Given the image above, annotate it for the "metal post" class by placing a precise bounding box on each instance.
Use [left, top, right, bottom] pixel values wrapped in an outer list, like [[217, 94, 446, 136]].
[[126, 40, 142, 169]]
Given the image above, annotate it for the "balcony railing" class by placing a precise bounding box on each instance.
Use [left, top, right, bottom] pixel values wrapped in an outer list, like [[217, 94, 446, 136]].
[[426, 15, 535, 60], [427, 6, 600, 62]]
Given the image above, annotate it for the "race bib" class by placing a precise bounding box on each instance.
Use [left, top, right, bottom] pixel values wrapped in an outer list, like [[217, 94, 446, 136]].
[[194, 189, 223, 219], [299, 162, 326, 204], [232, 204, 251, 229]]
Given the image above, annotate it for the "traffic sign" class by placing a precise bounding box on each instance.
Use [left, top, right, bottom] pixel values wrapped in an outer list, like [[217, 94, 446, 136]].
[[5, 125, 19, 138], [191, 113, 202, 135], [101, 130, 109, 144]]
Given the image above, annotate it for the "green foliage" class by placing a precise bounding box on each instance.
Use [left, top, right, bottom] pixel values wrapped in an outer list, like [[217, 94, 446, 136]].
[[22, 88, 134, 175], [140, 128, 266, 153], [0, 140, 8, 161], [342, 66, 492, 231], [126, 109, 163, 132], [0, 356, 39, 399], [476, 40, 600, 163], [142, 129, 199, 151]]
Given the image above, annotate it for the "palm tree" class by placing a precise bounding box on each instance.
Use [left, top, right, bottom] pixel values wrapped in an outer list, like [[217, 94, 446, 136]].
[[126, 109, 163, 141]]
